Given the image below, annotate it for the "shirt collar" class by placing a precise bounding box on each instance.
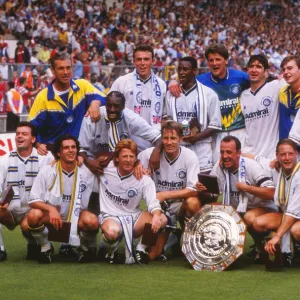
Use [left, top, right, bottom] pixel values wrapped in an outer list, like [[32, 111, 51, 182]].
[[211, 68, 229, 83], [47, 79, 79, 100]]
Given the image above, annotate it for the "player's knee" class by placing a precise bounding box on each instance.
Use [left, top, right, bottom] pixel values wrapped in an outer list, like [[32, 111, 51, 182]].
[[79, 212, 99, 231], [27, 209, 44, 227], [291, 224, 300, 241], [243, 212, 256, 226], [185, 197, 200, 214], [253, 217, 267, 232], [103, 226, 122, 242]]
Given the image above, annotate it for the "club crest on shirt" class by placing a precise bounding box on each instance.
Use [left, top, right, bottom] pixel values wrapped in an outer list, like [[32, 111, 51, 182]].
[[127, 188, 138, 198], [290, 114, 295, 122], [176, 168, 187, 179], [262, 96, 272, 107], [230, 84, 241, 95]]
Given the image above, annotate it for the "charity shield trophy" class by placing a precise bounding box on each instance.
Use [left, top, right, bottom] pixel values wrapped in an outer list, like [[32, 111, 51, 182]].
[[182, 204, 247, 271]]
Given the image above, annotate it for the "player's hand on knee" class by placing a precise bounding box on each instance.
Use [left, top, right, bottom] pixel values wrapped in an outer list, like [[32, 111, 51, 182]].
[[49, 207, 62, 230], [151, 214, 162, 233], [264, 235, 280, 255]]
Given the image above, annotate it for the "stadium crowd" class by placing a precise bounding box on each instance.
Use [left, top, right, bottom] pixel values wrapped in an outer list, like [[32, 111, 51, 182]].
[[0, 0, 300, 270], [0, 0, 299, 108]]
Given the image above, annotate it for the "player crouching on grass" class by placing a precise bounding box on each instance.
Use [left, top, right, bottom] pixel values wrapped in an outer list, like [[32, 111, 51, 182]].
[[253, 139, 300, 267], [138, 121, 201, 261], [98, 139, 167, 265], [27, 135, 98, 264]]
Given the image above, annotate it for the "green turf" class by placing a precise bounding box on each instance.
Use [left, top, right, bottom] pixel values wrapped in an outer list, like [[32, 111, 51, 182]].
[[1, 227, 300, 300]]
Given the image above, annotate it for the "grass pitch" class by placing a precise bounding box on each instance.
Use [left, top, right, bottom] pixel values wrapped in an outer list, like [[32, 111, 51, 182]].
[[1, 227, 300, 300]]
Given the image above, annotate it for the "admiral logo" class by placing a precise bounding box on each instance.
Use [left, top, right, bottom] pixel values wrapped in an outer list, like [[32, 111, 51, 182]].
[[176, 168, 187, 179], [177, 111, 196, 118], [105, 189, 129, 206], [63, 194, 71, 201], [220, 98, 239, 108], [127, 188, 137, 198], [96, 143, 109, 150], [157, 180, 184, 189], [244, 108, 269, 120]]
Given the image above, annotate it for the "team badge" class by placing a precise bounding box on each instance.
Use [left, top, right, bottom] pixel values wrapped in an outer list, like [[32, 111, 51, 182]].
[[262, 96, 272, 107], [79, 182, 87, 193], [290, 114, 295, 122], [155, 102, 161, 114], [136, 91, 142, 104], [176, 168, 187, 179], [127, 188, 137, 198], [96, 134, 101, 138], [67, 116, 74, 123], [230, 84, 241, 95]]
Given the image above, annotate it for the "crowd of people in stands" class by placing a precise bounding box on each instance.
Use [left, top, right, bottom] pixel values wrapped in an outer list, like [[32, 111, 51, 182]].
[[0, 0, 299, 113]]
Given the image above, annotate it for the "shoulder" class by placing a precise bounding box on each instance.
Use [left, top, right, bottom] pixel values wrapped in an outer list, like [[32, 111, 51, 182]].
[[229, 69, 248, 77], [196, 73, 211, 84], [180, 146, 198, 160], [279, 84, 289, 94]]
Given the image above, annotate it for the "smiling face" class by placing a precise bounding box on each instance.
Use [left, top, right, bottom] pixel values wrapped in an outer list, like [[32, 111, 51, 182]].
[[247, 60, 268, 86], [207, 53, 228, 79], [277, 144, 298, 176], [115, 148, 136, 176], [281, 60, 300, 86], [178, 61, 197, 88], [58, 139, 78, 164], [15, 126, 35, 152], [106, 94, 125, 122], [220, 140, 240, 172], [133, 51, 153, 80], [162, 129, 182, 160]]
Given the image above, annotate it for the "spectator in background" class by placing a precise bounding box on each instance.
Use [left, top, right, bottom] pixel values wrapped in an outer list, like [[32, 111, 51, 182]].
[[0, 57, 8, 81], [6, 81, 23, 132], [90, 55, 100, 77], [17, 77, 41, 112], [73, 55, 83, 78], [14, 41, 30, 76], [0, 72, 8, 112], [21, 65, 34, 90], [38, 45, 51, 64]]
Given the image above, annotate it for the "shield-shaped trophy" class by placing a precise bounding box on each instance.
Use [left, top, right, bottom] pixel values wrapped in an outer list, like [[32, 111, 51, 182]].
[[182, 204, 247, 271]]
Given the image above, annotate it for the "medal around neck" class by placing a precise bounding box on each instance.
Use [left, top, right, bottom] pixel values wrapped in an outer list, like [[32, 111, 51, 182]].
[[182, 204, 246, 271]]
